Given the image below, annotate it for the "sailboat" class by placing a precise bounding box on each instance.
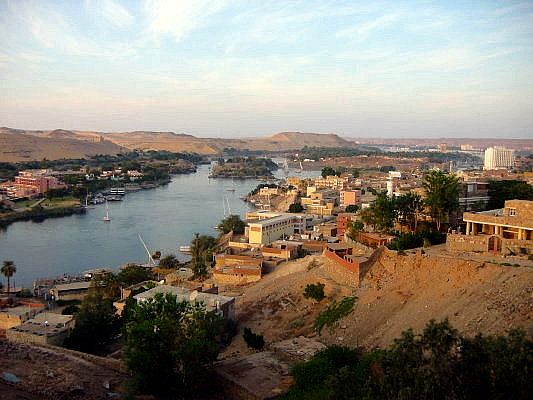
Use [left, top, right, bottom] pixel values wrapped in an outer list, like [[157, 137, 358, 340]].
[[103, 200, 111, 222], [295, 160, 303, 173]]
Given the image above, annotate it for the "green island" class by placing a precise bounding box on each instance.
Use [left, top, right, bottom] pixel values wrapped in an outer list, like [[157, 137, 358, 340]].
[[208, 156, 278, 178]]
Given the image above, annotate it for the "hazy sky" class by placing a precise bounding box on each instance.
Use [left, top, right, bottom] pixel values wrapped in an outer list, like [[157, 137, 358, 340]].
[[1, 0, 532, 138]]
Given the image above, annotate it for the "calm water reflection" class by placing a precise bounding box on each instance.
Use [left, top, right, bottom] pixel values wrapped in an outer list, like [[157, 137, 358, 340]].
[[0, 164, 319, 287]]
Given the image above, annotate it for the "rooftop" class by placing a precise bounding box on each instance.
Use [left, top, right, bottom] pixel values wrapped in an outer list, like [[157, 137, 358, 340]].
[[9, 313, 74, 336], [248, 214, 296, 226], [133, 285, 234, 309], [53, 281, 92, 291], [0, 306, 39, 317]]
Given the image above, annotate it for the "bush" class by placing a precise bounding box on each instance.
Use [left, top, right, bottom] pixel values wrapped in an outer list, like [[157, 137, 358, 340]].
[[288, 203, 304, 213], [62, 304, 80, 315], [313, 297, 357, 335], [243, 327, 265, 350], [283, 320, 532, 400], [345, 204, 359, 213], [303, 283, 325, 302], [388, 231, 445, 251]]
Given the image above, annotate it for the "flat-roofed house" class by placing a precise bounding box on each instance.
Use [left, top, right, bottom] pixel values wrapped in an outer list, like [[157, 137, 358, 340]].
[[134, 285, 235, 320], [447, 200, 533, 255], [6, 313, 75, 346], [51, 281, 92, 302], [0, 305, 44, 330], [247, 214, 299, 246]]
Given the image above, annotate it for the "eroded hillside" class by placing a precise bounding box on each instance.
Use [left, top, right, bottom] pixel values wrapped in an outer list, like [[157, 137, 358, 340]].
[[225, 250, 532, 356]]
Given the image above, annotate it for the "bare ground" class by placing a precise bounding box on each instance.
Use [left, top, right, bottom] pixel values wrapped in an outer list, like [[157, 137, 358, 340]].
[[0, 340, 126, 399], [222, 250, 532, 356]]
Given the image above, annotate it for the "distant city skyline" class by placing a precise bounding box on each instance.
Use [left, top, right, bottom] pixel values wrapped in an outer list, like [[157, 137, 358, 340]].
[[1, 0, 532, 138]]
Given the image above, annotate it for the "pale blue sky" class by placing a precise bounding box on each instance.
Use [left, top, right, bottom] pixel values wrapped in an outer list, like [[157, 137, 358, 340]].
[[1, 0, 532, 138]]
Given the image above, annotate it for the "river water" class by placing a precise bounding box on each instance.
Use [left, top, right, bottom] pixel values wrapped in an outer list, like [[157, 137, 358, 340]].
[[0, 163, 319, 287]]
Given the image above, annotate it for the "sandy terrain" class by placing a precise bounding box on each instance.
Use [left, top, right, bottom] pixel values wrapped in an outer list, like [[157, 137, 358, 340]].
[[1, 127, 357, 159], [223, 249, 532, 356], [0, 129, 124, 162]]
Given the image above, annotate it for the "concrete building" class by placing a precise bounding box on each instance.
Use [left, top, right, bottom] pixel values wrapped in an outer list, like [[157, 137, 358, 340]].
[[133, 285, 235, 320], [484, 147, 515, 170], [340, 190, 360, 208], [6, 313, 75, 346], [259, 186, 282, 196], [459, 181, 490, 211], [247, 214, 300, 245], [0, 169, 65, 199], [314, 175, 349, 190], [447, 200, 533, 255], [50, 281, 92, 302], [246, 210, 314, 235], [0, 305, 44, 330], [336, 213, 356, 240]]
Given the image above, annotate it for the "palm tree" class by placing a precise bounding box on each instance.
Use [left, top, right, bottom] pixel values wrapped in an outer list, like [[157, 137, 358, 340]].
[[1, 261, 17, 299]]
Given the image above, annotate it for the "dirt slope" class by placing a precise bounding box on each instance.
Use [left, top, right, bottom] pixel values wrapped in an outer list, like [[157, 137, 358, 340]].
[[0, 339, 125, 399], [227, 250, 532, 354]]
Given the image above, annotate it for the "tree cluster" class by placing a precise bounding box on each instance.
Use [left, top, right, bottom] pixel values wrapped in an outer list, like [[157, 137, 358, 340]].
[[218, 214, 246, 234], [123, 293, 224, 397], [487, 180, 533, 209], [284, 319, 532, 400], [360, 171, 459, 234]]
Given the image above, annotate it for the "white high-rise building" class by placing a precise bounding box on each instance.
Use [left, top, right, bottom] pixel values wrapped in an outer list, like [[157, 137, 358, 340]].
[[483, 147, 515, 170]]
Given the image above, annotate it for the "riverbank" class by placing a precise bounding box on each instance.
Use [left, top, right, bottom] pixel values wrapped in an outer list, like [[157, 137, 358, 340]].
[[0, 205, 86, 229]]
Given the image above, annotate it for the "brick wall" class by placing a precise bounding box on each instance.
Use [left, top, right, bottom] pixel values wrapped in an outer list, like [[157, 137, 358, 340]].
[[322, 248, 360, 287]]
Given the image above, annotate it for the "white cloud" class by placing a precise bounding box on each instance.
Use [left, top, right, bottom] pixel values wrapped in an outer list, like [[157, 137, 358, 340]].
[[144, 0, 229, 42], [86, 0, 134, 29], [336, 13, 399, 41]]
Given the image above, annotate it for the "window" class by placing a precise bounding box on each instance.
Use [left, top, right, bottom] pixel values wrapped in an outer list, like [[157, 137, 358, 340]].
[[509, 208, 516, 216]]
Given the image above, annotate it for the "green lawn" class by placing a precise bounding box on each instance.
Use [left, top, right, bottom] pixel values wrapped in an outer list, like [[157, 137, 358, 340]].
[[41, 197, 80, 208], [13, 199, 40, 209]]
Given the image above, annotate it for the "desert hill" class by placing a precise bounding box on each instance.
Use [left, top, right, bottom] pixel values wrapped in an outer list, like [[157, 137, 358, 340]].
[[0, 127, 124, 162], [104, 130, 221, 154], [0, 127, 356, 159], [225, 249, 531, 357]]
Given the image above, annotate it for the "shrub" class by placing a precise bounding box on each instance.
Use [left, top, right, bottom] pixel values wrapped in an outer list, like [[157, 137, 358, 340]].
[[303, 283, 325, 302], [62, 304, 80, 315], [288, 203, 304, 213], [243, 327, 265, 350], [345, 204, 359, 213], [313, 297, 357, 334]]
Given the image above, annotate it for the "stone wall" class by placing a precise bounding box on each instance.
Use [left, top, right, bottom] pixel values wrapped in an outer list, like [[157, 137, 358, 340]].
[[501, 238, 533, 255], [213, 272, 261, 286], [6, 328, 69, 346], [446, 233, 488, 252]]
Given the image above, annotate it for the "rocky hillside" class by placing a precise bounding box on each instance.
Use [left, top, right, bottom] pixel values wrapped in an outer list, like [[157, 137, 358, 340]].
[[225, 250, 532, 356]]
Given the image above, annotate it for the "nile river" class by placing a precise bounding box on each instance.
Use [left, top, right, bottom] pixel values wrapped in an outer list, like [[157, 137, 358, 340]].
[[0, 163, 319, 287]]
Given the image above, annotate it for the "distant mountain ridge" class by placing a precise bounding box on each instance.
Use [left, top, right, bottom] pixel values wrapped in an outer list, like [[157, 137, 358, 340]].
[[3, 126, 528, 162], [0, 127, 357, 160]]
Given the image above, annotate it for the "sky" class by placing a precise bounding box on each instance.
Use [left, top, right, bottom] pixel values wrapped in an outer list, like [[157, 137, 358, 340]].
[[0, 0, 532, 138]]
